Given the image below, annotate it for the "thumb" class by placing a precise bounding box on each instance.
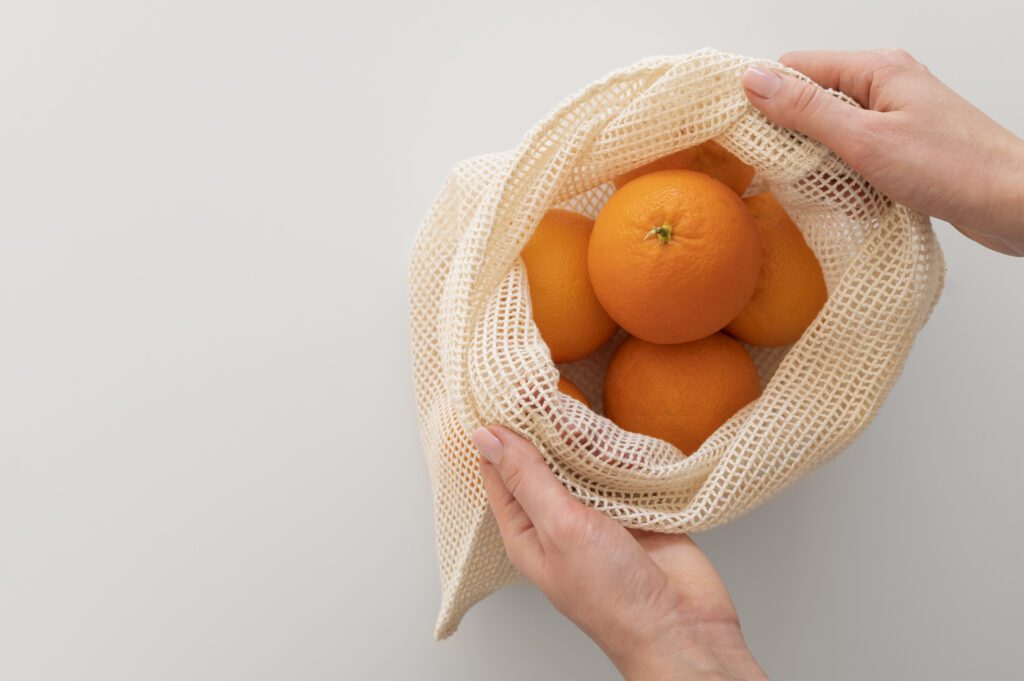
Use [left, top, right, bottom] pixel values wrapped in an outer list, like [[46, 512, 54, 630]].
[[472, 425, 576, 530], [742, 66, 872, 164]]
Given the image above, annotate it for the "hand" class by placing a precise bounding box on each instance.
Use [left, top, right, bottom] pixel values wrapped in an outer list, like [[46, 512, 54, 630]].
[[742, 49, 1024, 256], [473, 425, 766, 681]]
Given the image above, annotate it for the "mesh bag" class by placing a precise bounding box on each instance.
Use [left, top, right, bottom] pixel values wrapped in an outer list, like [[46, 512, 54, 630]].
[[410, 49, 944, 639]]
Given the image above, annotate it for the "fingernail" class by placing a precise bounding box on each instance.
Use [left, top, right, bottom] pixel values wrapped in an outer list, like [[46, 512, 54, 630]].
[[472, 427, 504, 465], [743, 66, 783, 99]]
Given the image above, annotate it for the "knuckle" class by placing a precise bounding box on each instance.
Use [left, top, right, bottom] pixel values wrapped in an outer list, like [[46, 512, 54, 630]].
[[790, 82, 826, 117], [872, 49, 930, 80], [873, 62, 907, 87], [503, 453, 550, 499], [874, 47, 915, 65], [502, 461, 531, 499], [864, 51, 894, 70], [495, 487, 522, 518], [888, 48, 917, 64]]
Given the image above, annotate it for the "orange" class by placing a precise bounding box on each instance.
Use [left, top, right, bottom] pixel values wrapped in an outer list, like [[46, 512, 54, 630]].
[[614, 148, 700, 188], [689, 140, 757, 196], [589, 170, 762, 344], [557, 375, 590, 407], [603, 334, 762, 455], [614, 140, 755, 195], [726, 193, 828, 347], [522, 209, 618, 362]]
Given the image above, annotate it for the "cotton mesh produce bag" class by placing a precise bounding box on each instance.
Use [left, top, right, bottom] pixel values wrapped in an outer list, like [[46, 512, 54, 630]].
[[410, 48, 944, 639]]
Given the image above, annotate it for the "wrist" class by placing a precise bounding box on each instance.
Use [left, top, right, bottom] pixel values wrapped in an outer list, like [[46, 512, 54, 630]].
[[608, 620, 767, 681], [1005, 139, 1024, 230], [982, 135, 1024, 235]]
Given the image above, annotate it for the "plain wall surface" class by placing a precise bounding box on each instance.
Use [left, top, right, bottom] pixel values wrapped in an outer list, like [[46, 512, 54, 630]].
[[2, 2, 1022, 679]]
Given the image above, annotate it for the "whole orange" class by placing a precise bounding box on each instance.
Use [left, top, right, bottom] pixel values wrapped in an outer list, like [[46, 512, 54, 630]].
[[557, 375, 590, 407], [522, 209, 618, 362], [614, 140, 755, 195], [726, 193, 828, 347], [603, 334, 762, 455], [589, 170, 762, 344]]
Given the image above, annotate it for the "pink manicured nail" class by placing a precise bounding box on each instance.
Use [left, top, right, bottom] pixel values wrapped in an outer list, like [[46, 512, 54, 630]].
[[743, 67, 783, 99], [472, 427, 504, 465]]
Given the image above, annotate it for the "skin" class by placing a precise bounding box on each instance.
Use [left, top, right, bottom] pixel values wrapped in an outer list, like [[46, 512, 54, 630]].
[[743, 49, 1024, 255], [475, 50, 1024, 680], [473, 425, 767, 681]]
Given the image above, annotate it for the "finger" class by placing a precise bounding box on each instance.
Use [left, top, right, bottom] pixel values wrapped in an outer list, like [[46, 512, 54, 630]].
[[777, 50, 894, 107], [478, 455, 544, 575], [742, 66, 879, 166], [952, 224, 1024, 257], [472, 425, 578, 536]]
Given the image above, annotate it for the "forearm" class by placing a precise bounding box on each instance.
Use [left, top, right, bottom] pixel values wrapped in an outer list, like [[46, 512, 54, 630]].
[[608, 621, 768, 681]]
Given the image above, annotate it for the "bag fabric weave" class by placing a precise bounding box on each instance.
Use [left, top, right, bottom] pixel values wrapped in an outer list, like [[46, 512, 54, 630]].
[[410, 49, 944, 639]]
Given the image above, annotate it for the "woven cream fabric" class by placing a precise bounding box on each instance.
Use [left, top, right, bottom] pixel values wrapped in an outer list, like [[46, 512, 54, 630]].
[[410, 49, 944, 640]]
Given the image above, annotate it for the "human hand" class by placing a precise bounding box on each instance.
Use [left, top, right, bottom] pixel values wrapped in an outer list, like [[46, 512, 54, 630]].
[[472, 425, 766, 681], [742, 49, 1024, 256]]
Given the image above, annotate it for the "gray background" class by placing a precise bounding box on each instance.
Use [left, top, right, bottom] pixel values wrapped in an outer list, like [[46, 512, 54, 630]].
[[1, 1, 1022, 679]]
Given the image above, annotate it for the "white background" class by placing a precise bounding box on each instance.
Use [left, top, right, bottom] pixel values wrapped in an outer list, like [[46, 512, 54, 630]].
[[2, 1, 1022, 679]]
